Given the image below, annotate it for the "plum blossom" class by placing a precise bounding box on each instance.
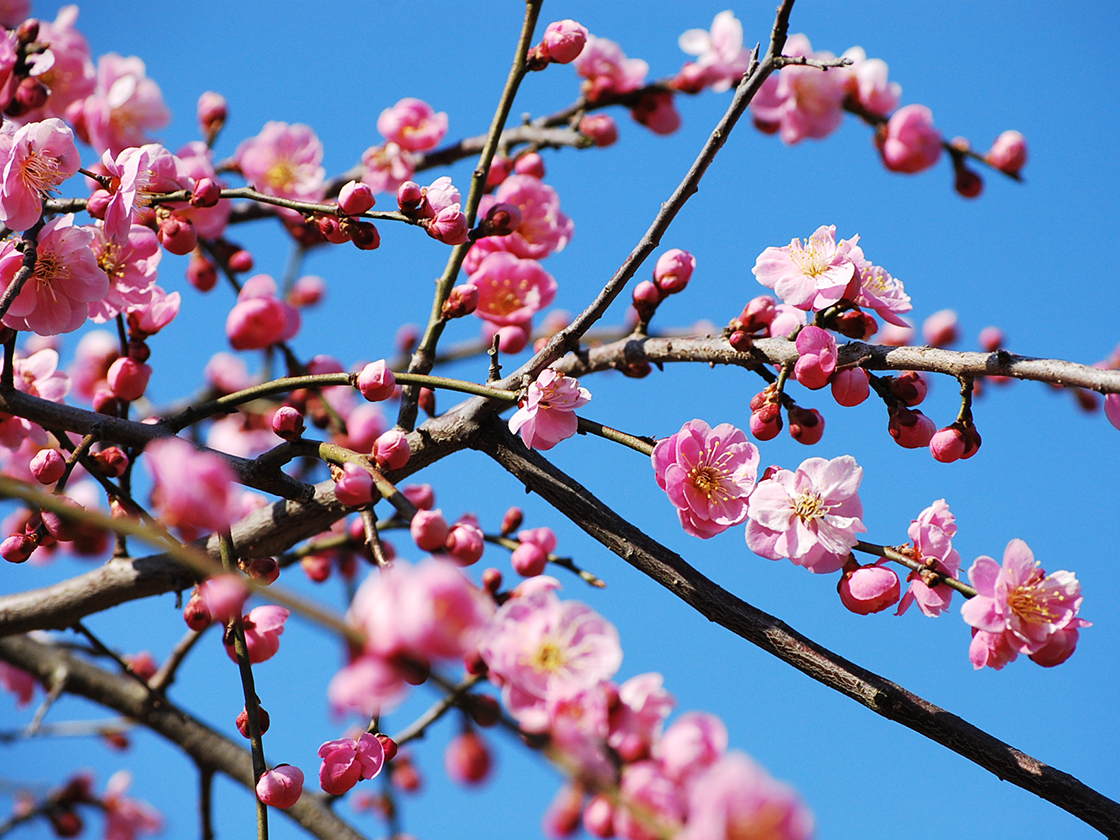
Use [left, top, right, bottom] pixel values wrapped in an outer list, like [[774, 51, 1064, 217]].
[[986, 129, 1028, 176], [174, 141, 231, 239], [841, 46, 901, 116], [99, 143, 190, 244], [540, 20, 589, 65], [897, 499, 961, 617], [256, 765, 304, 809], [479, 586, 622, 730], [88, 223, 161, 322], [319, 732, 385, 795], [236, 121, 325, 204], [486, 174, 573, 260], [751, 34, 849, 144], [608, 673, 675, 762], [103, 770, 163, 840], [657, 711, 727, 783], [677, 11, 751, 92], [878, 104, 942, 173], [793, 326, 837, 389], [854, 259, 911, 326], [377, 98, 448, 152], [360, 141, 415, 195], [652, 419, 759, 539], [752, 225, 859, 311], [14, 6, 96, 124], [226, 274, 301, 350], [0, 118, 81, 231], [71, 53, 170, 156], [961, 538, 1085, 669], [0, 347, 69, 447], [144, 437, 237, 535], [746, 454, 866, 574], [0, 214, 108, 335], [468, 252, 557, 327], [573, 35, 648, 101], [508, 368, 591, 451], [226, 605, 289, 664]]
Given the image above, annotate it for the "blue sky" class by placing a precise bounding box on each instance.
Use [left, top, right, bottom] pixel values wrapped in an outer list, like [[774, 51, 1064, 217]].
[[2, 1, 1118, 839]]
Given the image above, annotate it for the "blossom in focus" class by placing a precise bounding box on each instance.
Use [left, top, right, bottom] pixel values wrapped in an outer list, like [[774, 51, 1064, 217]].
[[793, 326, 837, 390], [88, 223, 161, 323], [837, 559, 900, 614], [752, 225, 859, 311], [99, 143, 189, 244], [746, 455, 866, 574], [70, 53, 170, 156], [677, 10, 751, 92], [750, 34, 849, 144], [468, 252, 557, 326], [236, 121, 325, 204], [0, 214, 108, 335], [0, 118, 81, 231], [508, 368, 591, 451], [541, 20, 589, 65], [144, 437, 237, 534], [680, 752, 814, 840], [878, 104, 942, 173], [256, 765, 304, 809], [319, 732, 386, 795], [841, 46, 901, 116], [897, 499, 961, 617], [961, 538, 1084, 669], [226, 605, 290, 664], [377, 98, 448, 152], [652, 419, 759, 539], [854, 259, 911, 327], [479, 586, 622, 730], [103, 770, 163, 840]]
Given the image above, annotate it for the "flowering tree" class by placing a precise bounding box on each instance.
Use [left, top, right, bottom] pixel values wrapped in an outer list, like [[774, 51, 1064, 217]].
[[0, 2, 1118, 840]]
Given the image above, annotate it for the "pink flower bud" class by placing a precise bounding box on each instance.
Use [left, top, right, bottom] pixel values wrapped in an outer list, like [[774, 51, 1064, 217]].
[[338, 180, 376, 215], [357, 360, 396, 402], [511, 542, 548, 577], [301, 553, 332, 583], [501, 507, 523, 535], [12, 78, 48, 113], [929, 426, 966, 463], [888, 408, 936, 449], [485, 157, 511, 188], [793, 326, 838, 390], [631, 90, 681, 135], [482, 567, 503, 595], [271, 406, 305, 441], [374, 429, 411, 471], [256, 765, 304, 809], [728, 329, 753, 353], [226, 297, 291, 351], [15, 19, 39, 44], [490, 323, 530, 354], [410, 509, 450, 552], [578, 114, 619, 147], [90, 446, 126, 476], [236, 704, 271, 738], [954, 166, 983, 198], [653, 248, 695, 294], [107, 357, 152, 402], [334, 462, 374, 507], [541, 19, 588, 64], [513, 152, 545, 179], [247, 557, 280, 585], [833, 310, 878, 340], [347, 220, 381, 250], [289, 275, 325, 307], [93, 389, 121, 416], [631, 280, 663, 321], [922, 309, 959, 347], [30, 449, 66, 484], [197, 91, 228, 139], [544, 784, 584, 838], [788, 406, 825, 445], [890, 370, 928, 406], [878, 104, 942, 174], [445, 731, 492, 785], [445, 521, 485, 566], [837, 561, 901, 614], [397, 181, 423, 213], [831, 368, 870, 406], [749, 402, 783, 441], [183, 594, 211, 631], [86, 189, 112, 220], [227, 249, 255, 273], [1, 534, 36, 563], [986, 130, 1027, 176], [190, 177, 222, 208], [317, 214, 351, 244], [425, 206, 469, 245], [158, 215, 198, 255], [736, 296, 776, 332], [442, 284, 479, 319], [402, 484, 435, 510], [480, 202, 522, 237], [187, 253, 218, 292], [979, 326, 1004, 352], [960, 424, 982, 459], [583, 795, 615, 838]]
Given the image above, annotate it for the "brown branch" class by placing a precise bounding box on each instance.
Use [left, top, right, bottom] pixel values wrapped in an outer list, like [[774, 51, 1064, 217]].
[[0, 634, 370, 840], [471, 418, 1120, 837]]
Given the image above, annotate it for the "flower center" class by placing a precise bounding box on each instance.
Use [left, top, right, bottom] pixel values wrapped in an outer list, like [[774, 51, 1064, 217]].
[[96, 241, 125, 280], [529, 639, 566, 673], [1006, 570, 1061, 625], [264, 159, 298, 191], [689, 464, 725, 499], [792, 490, 827, 522], [485, 284, 525, 317], [20, 150, 64, 195], [789, 237, 830, 277]]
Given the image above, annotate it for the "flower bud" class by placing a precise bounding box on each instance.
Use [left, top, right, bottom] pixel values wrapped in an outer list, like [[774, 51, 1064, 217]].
[[289, 275, 325, 307], [187, 253, 218, 292], [256, 765, 304, 809], [837, 560, 901, 614], [246, 557, 280, 585], [833, 309, 878, 340], [979, 326, 1004, 352], [183, 594, 212, 631], [985, 130, 1027, 176], [1, 534, 36, 563], [316, 214, 351, 244], [91, 446, 129, 478], [197, 91, 228, 140], [500, 507, 523, 536], [424, 207, 468, 245], [513, 152, 545, 179], [374, 429, 411, 471], [333, 462, 374, 507], [12, 78, 48, 113], [954, 166, 983, 199], [190, 177, 222, 208], [410, 509, 450, 552], [888, 407, 936, 448], [442, 284, 479, 320], [445, 731, 492, 786], [463, 693, 501, 728], [653, 248, 695, 294], [541, 19, 588, 64], [788, 406, 825, 445], [578, 114, 618, 147], [511, 542, 548, 577], [301, 553, 332, 583], [271, 406, 305, 441], [357, 360, 396, 402], [830, 368, 870, 407], [736, 296, 776, 332], [15, 19, 40, 44], [401, 484, 435, 510], [30, 449, 66, 484], [728, 329, 753, 352], [929, 426, 966, 463], [157, 215, 198, 255], [921, 309, 959, 347], [631, 280, 662, 321], [418, 386, 436, 417], [478, 202, 522, 238], [86, 189, 112, 220], [107, 357, 152, 402], [397, 181, 424, 213], [749, 402, 783, 441], [227, 249, 255, 273], [347, 219, 381, 250], [482, 567, 503, 595], [236, 704, 271, 738], [338, 180, 376, 215], [890, 370, 927, 406]]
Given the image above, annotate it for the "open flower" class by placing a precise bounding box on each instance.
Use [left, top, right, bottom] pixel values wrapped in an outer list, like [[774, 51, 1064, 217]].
[[0, 118, 81, 231], [897, 499, 960, 617], [226, 605, 290, 664], [677, 10, 751, 92], [652, 419, 759, 539], [750, 34, 848, 145], [319, 732, 386, 795], [235, 121, 325, 204], [468, 252, 557, 326], [746, 455, 866, 573], [508, 368, 590, 451], [752, 225, 859, 311]]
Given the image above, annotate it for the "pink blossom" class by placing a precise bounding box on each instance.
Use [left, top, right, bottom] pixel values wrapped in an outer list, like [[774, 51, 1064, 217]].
[[541, 20, 589, 65], [329, 654, 409, 716], [631, 90, 681, 136], [127, 286, 179, 337], [16, 6, 95, 124], [680, 752, 814, 840], [746, 454, 866, 574], [0, 348, 70, 449], [751, 34, 849, 144], [897, 499, 961, 617], [197, 91, 227, 138], [831, 367, 870, 406], [235, 121, 325, 204], [608, 673, 675, 763], [174, 141, 231, 239], [490, 174, 573, 260], [793, 325, 837, 389], [357, 360, 396, 402], [0, 214, 108, 335], [373, 428, 411, 470], [614, 761, 687, 840], [144, 437, 237, 534], [99, 143, 187, 244], [334, 462, 373, 506], [657, 710, 727, 784], [961, 539, 1084, 668], [256, 765, 304, 809], [411, 508, 450, 552], [318, 732, 385, 795], [837, 560, 900, 614], [445, 519, 485, 566], [226, 605, 289, 664], [225, 274, 301, 350], [103, 770, 163, 839], [878, 104, 942, 173], [0, 661, 36, 707], [0, 118, 81, 231], [71, 53, 170, 156], [445, 730, 493, 786], [841, 47, 901, 116], [338, 179, 375, 215], [198, 574, 249, 625], [508, 368, 591, 451], [653, 248, 695, 294], [0, 30, 15, 112], [677, 11, 751, 92], [887, 407, 936, 449], [579, 114, 618, 147], [652, 419, 759, 539], [469, 252, 557, 326], [88, 224, 161, 322], [922, 308, 959, 346], [511, 526, 557, 577], [752, 225, 859, 311], [986, 130, 1028, 176], [770, 302, 807, 338], [855, 260, 911, 327], [377, 98, 448, 152], [573, 36, 648, 101], [360, 141, 415, 195], [1105, 394, 1120, 432], [479, 587, 622, 728]]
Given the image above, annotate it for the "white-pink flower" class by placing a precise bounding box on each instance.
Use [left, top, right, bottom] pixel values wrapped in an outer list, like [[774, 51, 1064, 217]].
[[750, 34, 849, 145], [235, 121, 325, 204], [841, 46, 901, 117], [377, 97, 448, 152], [651, 419, 759, 539], [72, 53, 170, 156], [897, 499, 961, 617], [677, 11, 751, 92], [508, 368, 590, 451], [88, 223, 161, 323], [752, 225, 859, 311], [488, 174, 573, 260], [0, 118, 81, 231], [745, 454, 866, 574], [0, 214, 108, 335], [360, 141, 415, 195]]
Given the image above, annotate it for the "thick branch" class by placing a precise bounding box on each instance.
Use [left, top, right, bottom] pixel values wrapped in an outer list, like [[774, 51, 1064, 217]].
[[472, 419, 1120, 837], [0, 634, 369, 840]]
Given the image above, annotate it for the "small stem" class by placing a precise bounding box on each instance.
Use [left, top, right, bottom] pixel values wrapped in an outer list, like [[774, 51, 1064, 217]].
[[391, 674, 484, 747], [199, 767, 215, 840], [360, 508, 392, 568], [853, 540, 976, 597], [150, 627, 206, 692], [0, 220, 44, 323], [576, 416, 656, 456]]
